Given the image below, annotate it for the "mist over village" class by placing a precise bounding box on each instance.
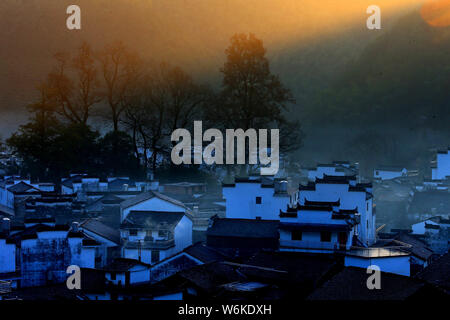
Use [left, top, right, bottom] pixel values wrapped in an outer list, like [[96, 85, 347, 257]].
[[0, 0, 449, 307]]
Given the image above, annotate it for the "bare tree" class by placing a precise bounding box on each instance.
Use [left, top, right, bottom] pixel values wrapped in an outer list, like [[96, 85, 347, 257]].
[[122, 63, 211, 171], [97, 41, 142, 132], [45, 42, 101, 124]]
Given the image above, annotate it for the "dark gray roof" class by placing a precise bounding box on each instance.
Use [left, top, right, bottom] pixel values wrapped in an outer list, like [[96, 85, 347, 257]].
[[207, 218, 279, 239], [377, 232, 433, 261], [7, 182, 38, 193], [308, 267, 426, 300], [79, 218, 120, 244], [108, 178, 136, 191], [375, 166, 407, 172], [121, 211, 185, 230], [103, 258, 150, 272], [120, 191, 187, 210], [184, 243, 228, 263], [417, 251, 450, 291]]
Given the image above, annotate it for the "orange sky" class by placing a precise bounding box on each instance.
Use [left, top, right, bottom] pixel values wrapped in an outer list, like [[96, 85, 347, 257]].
[[421, 0, 450, 26]]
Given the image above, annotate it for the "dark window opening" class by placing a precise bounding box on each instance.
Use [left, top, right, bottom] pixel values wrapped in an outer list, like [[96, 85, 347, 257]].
[[291, 230, 302, 241], [151, 250, 160, 263], [320, 231, 332, 242], [256, 196, 262, 204]]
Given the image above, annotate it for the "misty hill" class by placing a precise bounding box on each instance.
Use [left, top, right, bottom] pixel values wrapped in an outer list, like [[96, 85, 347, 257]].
[[0, 0, 409, 136], [311, 11, 450, 130]]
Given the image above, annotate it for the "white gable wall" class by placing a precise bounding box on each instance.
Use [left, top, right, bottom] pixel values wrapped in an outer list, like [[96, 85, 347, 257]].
[[0, 239, 15, 273], [223, 183, 289, 220], [345, 255, 411, 277], [433, 151, 450, 180], [174, 215, 193, 253]]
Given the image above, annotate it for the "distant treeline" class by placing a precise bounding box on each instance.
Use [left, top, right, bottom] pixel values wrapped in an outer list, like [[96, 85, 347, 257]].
[[6, 34, 302, 181]]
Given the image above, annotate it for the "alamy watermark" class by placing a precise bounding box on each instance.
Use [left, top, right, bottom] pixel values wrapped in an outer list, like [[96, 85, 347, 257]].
[[171, 121, 279, 175], [66, 265, 81, 290], [366, 265, 381, 290]]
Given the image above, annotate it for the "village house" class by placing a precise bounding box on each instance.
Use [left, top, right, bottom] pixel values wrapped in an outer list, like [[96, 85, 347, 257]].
[[306, 161, 359, 181], [411, 216, 450, 235], [118, 191, 193, 265], [374, 166, 408, 181], [119, 190, 190, 222], [0, 177, 56, 212], [61, 174, 159, 196], [431, 148, 450, 181], [79, 218, 121, 268], [293, 174, 376, 246], [206, 217, 279, 256], [161, 182, 207, 196], [378, 231, 434, 274], [4, 217, 99, 288], [278, 201, 358, 253], [149, 242, 227, 284], [120, 210, 193, 265], [222, 176, 290, 220]]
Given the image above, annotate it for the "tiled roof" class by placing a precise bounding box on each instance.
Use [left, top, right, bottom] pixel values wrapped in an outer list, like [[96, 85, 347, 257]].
[[103, 258, 151, 272], [120, 191, 187, 211], [417, 251, 450, 291], [79, 218, 120, 244], [308, 267, 426, 300], [121, 211, 185, 230], [7, 182, 38, 193], [206, 218, 279, 239]]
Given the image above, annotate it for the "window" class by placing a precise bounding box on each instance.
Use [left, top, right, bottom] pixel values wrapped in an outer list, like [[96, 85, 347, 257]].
[[129, 230, 137, 236], [320, 231, 331, 242], [291, 230, 302, 241], [110, 272, 116, 280], [151, 250, 160, 263], [256, 196, 262, 204], [158, 230, 167, 237]]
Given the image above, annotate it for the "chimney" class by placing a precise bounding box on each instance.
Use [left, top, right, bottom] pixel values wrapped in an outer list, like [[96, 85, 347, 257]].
[[123, 184, 129, 191], [275, 180, 288, 193], [71, 221, 79, 232]]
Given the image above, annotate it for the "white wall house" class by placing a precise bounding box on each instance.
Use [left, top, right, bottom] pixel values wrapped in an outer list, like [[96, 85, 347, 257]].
[[120, 191, 188, 222], [0, 180, 39, 210], [411, 216, 450, 235], [374, 167, 407, 180], [279, 203, 357, 253], [294, 175, 375, 246], [61, 174, 158, 195], [120, 211, 193, 265], [432, 149, 450, 180], [79, 219, 121, 268], [5, 221, 98, 287], [222, 177, 290, 220], [119, 191, 192, 265]]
